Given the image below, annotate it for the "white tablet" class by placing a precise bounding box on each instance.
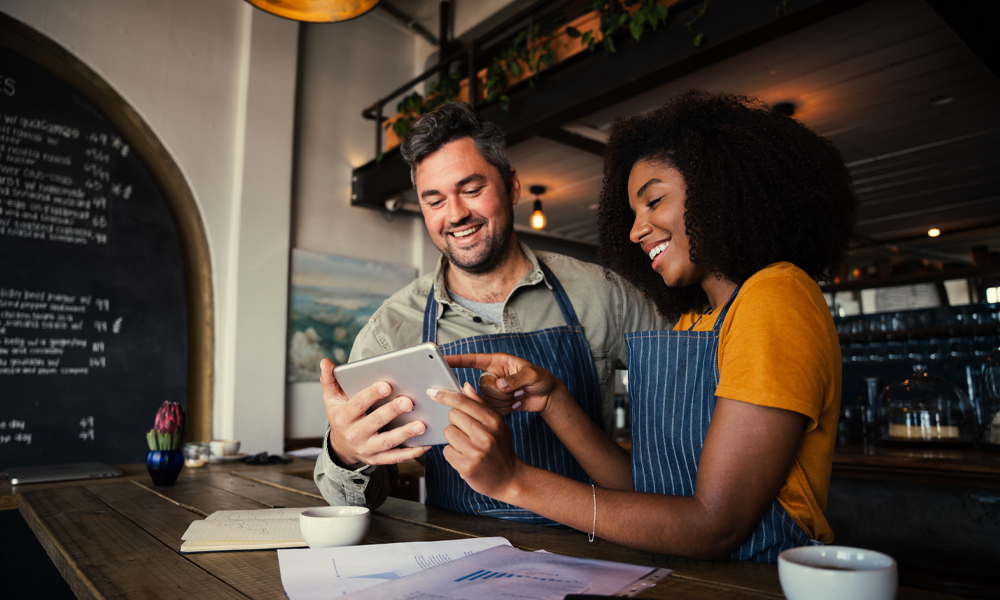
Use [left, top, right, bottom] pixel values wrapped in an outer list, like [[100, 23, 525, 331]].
[[333, 342, 462, 447]]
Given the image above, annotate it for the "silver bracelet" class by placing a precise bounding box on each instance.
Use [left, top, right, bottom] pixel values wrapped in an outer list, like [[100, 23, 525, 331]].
[[589, 483, 596, 543]]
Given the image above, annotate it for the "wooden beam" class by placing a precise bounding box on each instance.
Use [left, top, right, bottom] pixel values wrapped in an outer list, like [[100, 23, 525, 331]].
[[538, 128, 606, 156]]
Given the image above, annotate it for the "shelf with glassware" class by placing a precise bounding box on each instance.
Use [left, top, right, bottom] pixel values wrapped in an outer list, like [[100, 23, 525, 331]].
[[834, 303, 1000, 458]]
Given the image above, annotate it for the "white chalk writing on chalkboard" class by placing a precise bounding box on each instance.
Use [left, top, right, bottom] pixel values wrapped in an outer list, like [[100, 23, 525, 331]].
[[0, 419, 32, 445], [0, 286, 118, 376], [79, 416, 95, 441], [0, 109, 123, 248]]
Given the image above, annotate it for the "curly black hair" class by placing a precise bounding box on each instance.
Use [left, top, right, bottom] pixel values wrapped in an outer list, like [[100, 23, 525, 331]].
[[597, 91, 857, 320]]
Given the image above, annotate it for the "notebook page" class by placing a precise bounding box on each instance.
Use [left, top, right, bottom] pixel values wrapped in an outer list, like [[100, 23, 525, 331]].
[[204, 507, 314, 522], [182, 518, 304, 542]]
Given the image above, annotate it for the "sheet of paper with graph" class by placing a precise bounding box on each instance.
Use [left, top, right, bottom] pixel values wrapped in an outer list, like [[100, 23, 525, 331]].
[[277, 537, 515, 599], [332, 545, 669, 600], [180, 507, 319, 553]]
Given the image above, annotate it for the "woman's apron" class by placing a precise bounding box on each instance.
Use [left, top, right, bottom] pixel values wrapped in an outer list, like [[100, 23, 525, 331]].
[[624, 287, 816, 564], [422, 262, 602, 526]]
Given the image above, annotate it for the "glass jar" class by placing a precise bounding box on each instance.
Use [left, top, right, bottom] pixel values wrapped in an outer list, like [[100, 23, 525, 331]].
[[984, 346, 1000, 445], [183, 442, 210, 467], [878, 365, 978, 443]]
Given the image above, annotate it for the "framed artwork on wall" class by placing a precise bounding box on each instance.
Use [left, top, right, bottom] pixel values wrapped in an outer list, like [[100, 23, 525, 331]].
[[287, 249, 416, 382]]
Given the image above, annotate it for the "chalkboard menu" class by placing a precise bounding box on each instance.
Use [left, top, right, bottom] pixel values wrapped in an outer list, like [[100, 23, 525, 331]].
[[0, 43, 188, 468]]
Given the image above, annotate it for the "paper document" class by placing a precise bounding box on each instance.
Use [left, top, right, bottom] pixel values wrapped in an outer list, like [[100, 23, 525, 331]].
[[336, 545, 669, 600], [181, 507, 318, 553], [285, 447, 323, 458], [278, 537, 512, 599]]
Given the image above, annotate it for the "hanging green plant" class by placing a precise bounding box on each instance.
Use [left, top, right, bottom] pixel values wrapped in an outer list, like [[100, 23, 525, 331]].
[[626, 0, 671, 42], [384, 71, 462, 140], [685, 0, 708, 47], [566, 0, 704, 51], [483, 13, 565, 110]]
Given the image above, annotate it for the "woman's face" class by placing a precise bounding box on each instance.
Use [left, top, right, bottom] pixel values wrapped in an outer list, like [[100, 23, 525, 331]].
[[627, 160, 707, 289]]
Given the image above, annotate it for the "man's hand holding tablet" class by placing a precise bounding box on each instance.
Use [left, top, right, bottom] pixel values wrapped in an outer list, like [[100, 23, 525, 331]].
[[329, 343, 463, 463]]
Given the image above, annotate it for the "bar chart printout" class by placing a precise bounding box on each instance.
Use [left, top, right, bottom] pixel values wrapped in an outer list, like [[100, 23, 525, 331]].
[[278, 537, 513, 599], [339, 545, 670, 600]]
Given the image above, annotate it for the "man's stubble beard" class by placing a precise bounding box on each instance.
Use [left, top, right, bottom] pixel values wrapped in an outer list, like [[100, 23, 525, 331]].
[[439, 198, 515, 276]]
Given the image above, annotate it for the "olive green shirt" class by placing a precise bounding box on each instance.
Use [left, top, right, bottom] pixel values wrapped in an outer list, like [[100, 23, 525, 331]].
[[314, 241, 666, 508]]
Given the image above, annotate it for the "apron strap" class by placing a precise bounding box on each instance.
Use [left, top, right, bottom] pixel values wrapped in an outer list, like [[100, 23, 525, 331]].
[[423, 288, 439, 344], [712, 284, 742, 332], [686, 284, 742, 332], [422, 261, 581, 344], [537, 261, 582, 328]]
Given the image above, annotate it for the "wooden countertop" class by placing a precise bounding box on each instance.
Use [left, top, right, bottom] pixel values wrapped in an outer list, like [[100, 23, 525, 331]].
[[833, 442, 1000, 488], [2, 459, 961, 600], [615, 434, 1000, 489]]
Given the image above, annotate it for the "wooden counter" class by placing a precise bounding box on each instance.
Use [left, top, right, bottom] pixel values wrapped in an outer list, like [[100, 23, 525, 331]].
[[2, 459, 961, 600], [833, 442, 1000, 488]]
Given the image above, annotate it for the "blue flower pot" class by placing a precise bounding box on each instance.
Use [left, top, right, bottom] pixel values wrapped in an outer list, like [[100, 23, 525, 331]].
[[146, 450, 184, 486]]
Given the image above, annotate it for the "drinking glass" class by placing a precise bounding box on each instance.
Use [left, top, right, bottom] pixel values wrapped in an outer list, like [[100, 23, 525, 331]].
[[183, 442, 210, 468]]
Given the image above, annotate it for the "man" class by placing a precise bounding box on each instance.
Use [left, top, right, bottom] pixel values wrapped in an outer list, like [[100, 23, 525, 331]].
[[314, 102, 664, 524]]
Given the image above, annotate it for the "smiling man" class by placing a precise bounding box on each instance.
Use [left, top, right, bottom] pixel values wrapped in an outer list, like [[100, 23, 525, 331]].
[[314, 102, 665, 523]]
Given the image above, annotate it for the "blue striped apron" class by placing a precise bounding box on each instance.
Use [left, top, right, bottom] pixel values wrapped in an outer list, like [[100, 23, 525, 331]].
[[625, 286, 816, 564], [422, 262, 602, 526]]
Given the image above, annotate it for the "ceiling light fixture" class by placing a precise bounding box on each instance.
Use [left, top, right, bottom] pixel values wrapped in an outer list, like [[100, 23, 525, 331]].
[[529, 185, 547, 230], [928, 228, 941, 237], [929, 96, 954, 106], [244, 0, 379, 23]]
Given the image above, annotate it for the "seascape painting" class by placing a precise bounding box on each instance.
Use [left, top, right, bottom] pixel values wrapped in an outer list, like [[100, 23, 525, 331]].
[[287, 249, 416, 382]]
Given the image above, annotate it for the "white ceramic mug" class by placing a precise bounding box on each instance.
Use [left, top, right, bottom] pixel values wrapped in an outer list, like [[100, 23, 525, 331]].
[[778, 545, 897, 600], [209, 440, 240, 457]]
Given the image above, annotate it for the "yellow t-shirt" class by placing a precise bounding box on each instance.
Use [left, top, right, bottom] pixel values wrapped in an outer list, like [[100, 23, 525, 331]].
[[674, 262, 840, 543]]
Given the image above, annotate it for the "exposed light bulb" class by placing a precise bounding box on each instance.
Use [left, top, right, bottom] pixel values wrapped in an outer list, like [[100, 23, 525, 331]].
[[531, 199, 546, 230], [531, 210, 546, 229], [927, 228, 940, 237]]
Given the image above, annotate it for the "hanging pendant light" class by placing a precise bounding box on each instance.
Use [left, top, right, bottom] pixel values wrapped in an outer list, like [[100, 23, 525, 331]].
[[244, 0, 380, 23], [529, 185, 547, 230]]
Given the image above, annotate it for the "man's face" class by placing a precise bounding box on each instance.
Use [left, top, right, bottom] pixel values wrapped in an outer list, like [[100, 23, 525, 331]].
[[415, 137, 520, 274]]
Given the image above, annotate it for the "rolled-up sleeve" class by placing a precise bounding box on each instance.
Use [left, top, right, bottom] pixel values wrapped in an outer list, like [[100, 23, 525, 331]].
[[314, 427, 398, 508]]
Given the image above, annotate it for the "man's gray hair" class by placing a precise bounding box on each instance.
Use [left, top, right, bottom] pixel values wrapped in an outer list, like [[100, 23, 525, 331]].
[[399, 102, 513, 195]]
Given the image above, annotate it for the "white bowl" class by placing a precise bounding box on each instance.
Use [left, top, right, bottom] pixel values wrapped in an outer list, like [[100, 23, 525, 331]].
[[299, 506, 371, 548], [778, 546, 897, 600]]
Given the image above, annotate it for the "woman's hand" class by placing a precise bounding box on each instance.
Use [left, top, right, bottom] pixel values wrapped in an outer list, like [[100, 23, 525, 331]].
[[445, 353, 569, 416], [428, 383, 526, 500]]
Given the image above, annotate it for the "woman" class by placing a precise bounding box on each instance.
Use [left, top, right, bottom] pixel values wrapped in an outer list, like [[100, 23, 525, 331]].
[[429, 91, 857, 563]]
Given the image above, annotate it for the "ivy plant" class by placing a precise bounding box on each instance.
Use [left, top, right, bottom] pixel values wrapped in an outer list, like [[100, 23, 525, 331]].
[[483, 13, 566, 112], [565, 0, 704, 51], [384, 71, 462, 140]]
